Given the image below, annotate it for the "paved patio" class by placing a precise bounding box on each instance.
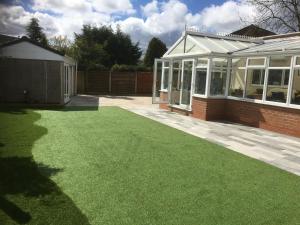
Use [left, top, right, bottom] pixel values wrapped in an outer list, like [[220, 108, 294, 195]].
[[68, 95, 300, 176], [67, 94, 157, 109]]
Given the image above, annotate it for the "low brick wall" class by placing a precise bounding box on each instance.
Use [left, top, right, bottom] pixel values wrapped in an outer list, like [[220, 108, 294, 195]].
[[226, 99, 300, 137], [191, 97, 226, 120], [159, 92, 169, 110], [159, 92, 300, 138]]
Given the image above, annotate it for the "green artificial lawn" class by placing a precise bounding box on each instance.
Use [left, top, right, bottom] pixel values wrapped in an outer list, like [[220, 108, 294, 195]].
[[0, 106, 300, 225]]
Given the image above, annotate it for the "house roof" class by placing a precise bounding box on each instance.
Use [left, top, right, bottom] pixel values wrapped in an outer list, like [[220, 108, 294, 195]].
[[0, 34, 19, 45], [0, 36, 65, 56], [231, 24, 276, 37]]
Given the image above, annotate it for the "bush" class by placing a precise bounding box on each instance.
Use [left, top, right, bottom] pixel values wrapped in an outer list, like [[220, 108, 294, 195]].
[[110, 64, 152, 72], [86, 63, 107, 71]]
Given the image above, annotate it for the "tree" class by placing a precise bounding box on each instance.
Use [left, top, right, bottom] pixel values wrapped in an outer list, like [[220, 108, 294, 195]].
[[26, 18, 48, 46], [74, 25, 142, 70], [248, 0, 300, 33], [49, 36, 72, 55], [144, 37, 167, 67]]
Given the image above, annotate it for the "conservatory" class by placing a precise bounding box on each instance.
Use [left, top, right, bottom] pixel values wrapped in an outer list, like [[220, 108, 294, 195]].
[[152, 29, 300, 137]]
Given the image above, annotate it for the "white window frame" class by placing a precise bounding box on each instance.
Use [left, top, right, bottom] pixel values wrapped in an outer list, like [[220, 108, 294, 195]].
[[193, 57, 209, 98], [295, 56, 300, 66], [243, 57, 267, 103], [172, 60, 182, 91], [247, 57, 266, 68], [289, 55, 300, 106], [161, 61, 170, 92], [265, 56, 293, 105], [209, 57, 229, 98], [228, 57, 247, 98], [178, 59, 195, 110]]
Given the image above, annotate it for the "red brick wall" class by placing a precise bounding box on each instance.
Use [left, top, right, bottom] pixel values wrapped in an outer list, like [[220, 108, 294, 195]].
[[158, 93, 300, 137], [191, 97, 226, 120], [159, 92, 168, 110], [206, 98, 227, 121], [226, 100, 300, 137], [191, 97, 207, 120], [170, 107, 192, 116]]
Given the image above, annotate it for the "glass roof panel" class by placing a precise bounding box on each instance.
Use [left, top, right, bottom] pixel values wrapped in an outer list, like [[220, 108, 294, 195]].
[[167, 36, 209, 56], [233, 39, 300, 55]]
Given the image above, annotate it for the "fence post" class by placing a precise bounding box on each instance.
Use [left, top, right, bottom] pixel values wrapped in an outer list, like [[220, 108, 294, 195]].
[[135, 71, 138, 94], [109, 71, 112, 94], [84, 71, 88, 93]]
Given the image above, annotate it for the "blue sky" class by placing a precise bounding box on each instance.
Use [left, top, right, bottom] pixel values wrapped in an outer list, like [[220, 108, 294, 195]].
[[0, 0, 256, 49]]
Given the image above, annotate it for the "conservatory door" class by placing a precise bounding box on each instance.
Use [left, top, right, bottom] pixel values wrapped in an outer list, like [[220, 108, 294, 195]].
[[64, 65, 71, 103], [179, 60, 194, 108], [152, 59, 171, 103], [170, 60, 182, 105]]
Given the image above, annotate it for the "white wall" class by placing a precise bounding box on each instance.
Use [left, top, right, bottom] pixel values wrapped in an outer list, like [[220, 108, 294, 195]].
[[0, 41, 65, 61]]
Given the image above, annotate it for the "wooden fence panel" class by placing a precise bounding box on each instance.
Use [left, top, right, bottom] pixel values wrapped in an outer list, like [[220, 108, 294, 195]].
[[111, 72, 136, 94], [85, 71, 109, 94], [136, 72, 153, 94], [78, 71, 153, 95], [77, 71, 85, 94]]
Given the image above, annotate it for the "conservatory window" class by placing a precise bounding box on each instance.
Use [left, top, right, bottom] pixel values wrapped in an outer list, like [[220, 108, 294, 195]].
[[248, 58, 265, 66], [229, 58, 246, 97], [210, 58, 228, 96], [245, 69, 265, 100], [296, 57, 300, 66], [162, 61, 170, 90], [194, 58, 208, 95], [172, 61, 181, 90], [251, 69, 265, 85], [291, 68, 300, 105], [170, 61, 182, 105], [266, 56, 291, 103]]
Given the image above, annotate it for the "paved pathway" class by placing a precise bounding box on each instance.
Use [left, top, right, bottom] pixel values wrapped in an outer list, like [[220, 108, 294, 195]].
[[67, 95, 157, 109], [68, 95, 300, 176]]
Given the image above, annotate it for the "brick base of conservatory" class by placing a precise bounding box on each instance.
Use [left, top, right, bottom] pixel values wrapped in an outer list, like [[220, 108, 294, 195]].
[[159, 92, 300, 138]]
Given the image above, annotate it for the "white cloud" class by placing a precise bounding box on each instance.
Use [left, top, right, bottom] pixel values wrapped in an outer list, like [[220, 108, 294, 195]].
[[92, 0, 135, 14], [0, 4, 34, 36], [0, 0, 257, 50], [32, 0, 135, 15], [195, 0, 256, 33], [0, 1, 114, 38], [117, 0, 256, 49], [141, 0, 158, 17]]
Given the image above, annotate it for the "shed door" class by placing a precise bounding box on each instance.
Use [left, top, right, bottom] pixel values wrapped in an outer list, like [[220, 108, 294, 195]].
[[152, 59, 171, 104]]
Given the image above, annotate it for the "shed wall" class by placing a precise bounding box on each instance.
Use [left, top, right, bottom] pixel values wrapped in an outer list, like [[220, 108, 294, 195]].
[[0, 58, 63, 104]]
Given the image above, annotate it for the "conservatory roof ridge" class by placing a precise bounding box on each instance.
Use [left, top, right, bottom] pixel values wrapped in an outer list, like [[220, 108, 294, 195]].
[[185, 30, 262, 44], [260, 32, 300, 40]]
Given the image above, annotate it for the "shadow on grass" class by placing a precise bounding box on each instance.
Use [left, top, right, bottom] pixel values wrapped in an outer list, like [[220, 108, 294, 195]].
[[0, 107, 90, 225]]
